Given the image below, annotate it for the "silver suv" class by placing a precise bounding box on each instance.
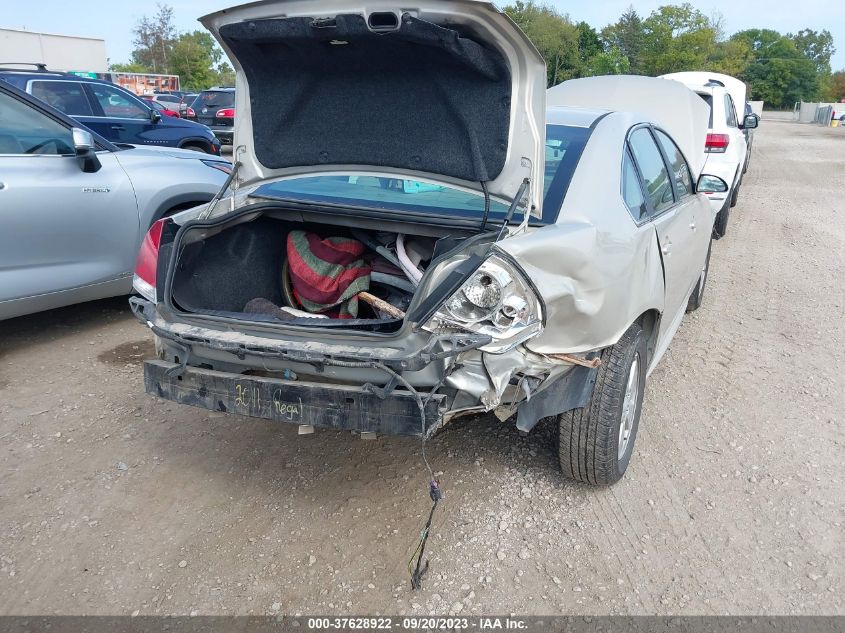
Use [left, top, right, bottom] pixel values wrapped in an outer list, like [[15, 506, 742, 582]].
[[0, 81, 230, 320]]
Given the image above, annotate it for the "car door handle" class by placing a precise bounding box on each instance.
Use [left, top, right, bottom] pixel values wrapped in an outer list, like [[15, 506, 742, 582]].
[[110, 125, 126, 131], [661, 240, 672, 255], [689, 220, 696, 230]]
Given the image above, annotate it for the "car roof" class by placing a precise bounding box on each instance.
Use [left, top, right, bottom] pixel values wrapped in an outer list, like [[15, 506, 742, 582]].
[[0, 70, 124, 89], [546, 106, 609, 128]]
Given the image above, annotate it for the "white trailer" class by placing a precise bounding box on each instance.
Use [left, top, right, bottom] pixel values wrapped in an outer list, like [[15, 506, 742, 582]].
[[0, 28, 107, 73]]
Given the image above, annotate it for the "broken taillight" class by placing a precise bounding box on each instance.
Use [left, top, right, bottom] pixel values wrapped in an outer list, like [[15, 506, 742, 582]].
[[705, 133, 729, 153], [133, 218, 170, 303]]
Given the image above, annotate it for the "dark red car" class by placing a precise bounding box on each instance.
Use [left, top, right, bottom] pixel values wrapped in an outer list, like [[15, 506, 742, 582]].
[[142, 98, 180, 118]]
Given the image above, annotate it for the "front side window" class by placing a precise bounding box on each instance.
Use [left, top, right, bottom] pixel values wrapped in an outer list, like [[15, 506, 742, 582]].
[[0, 90, 73, 155], [654, 130, 693, 199], [88, 84, 149, 119], [628, 127, 674, 215], [30, 81, 94, 116]]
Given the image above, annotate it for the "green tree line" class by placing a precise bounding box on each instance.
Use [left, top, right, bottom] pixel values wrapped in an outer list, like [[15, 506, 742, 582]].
[[506, 2, 839, 109], [111, 2, 840, 107], [109, 3, 234, 92]]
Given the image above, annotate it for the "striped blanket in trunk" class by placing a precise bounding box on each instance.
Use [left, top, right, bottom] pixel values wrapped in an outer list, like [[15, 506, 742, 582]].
[[286, 230, 371, 318]]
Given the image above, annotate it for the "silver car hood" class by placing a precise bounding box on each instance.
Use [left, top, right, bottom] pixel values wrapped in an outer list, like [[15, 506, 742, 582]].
[[200, 0, 546, 216], [547, 75, 710, 177], [120, 145, 223, 161]]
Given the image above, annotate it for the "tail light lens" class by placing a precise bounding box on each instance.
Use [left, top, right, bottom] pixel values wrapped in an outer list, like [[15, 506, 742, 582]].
[[216, 108, 235, 118], [185, 107, 195, 118], [133, 218, 170, 303], [705, 133, 729, 153]]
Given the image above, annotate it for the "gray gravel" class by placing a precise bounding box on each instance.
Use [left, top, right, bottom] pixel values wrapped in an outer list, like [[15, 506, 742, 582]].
[[0, 115, 842, 616]]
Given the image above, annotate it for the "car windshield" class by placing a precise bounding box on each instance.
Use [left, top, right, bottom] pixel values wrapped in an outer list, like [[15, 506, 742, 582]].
[[251, 124, 591, 224], [192, 91, 234, 109]]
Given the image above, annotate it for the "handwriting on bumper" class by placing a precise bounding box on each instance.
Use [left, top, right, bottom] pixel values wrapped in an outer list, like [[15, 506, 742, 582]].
[[235, 384, 302, 420]]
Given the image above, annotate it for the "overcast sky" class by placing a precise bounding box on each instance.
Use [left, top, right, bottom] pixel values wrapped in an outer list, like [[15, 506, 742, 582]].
[[2, 0, 843, 70]]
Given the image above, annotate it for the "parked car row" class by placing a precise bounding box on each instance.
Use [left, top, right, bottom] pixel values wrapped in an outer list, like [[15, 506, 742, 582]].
[[143, 89, 236, 144], [127, 0, 758, 485], [0, 66, 222, 154]]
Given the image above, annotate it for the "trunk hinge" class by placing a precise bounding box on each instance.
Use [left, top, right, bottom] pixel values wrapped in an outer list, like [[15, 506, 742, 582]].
[[495, 178, 531, 242], [198, 155, 243, 220]]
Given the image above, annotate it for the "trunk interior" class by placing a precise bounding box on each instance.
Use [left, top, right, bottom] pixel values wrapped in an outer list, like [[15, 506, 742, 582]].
[[169, 210, 477, 333]]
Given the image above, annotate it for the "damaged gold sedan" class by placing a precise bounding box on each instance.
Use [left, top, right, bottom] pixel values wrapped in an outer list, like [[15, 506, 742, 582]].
[[131, 0, 724, 484]]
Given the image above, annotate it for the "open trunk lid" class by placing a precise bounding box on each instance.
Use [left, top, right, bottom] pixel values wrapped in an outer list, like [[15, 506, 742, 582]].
[[200, 0, 547, 216]]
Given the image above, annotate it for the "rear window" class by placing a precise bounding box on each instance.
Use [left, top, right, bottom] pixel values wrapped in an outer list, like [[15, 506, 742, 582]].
[[251, 124, 592, 224], [192, 91, 235, 109]]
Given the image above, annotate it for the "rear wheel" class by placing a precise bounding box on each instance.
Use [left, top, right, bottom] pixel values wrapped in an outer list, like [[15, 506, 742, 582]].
[[686, 239, 711, 313], [556, 323, 647, 485]]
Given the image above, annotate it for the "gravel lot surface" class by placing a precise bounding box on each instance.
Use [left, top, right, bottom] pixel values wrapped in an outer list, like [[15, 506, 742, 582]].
[[1, 116, 842, 616]]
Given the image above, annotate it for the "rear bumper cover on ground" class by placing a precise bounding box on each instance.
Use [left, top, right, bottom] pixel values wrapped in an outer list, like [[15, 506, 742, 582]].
[[144, 359, 446, 435]]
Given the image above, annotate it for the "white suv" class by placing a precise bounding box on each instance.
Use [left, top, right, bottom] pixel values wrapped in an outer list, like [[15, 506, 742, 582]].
[[661, 72, 757, 238]]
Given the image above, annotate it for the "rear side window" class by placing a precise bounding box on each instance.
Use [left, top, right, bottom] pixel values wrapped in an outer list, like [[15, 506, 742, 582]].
[[724, 94, 738, 128], [697, 93, 714, 128], [622, 150, 647, 221], [654, 130, 693, 199], [628, 127, 674, 215], [30, 81, 94, 116]]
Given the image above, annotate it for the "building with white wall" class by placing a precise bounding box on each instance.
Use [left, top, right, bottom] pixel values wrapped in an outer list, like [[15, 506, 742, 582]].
[[0, 28, 107, 73]]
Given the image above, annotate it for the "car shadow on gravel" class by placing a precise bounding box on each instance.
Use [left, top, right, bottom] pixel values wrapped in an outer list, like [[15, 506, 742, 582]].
[[0, 296, 133, 358], [140, 400, 563, 502]]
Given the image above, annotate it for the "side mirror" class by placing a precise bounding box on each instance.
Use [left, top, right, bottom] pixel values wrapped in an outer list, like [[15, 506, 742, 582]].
[[742, 113, 759, 129], [150, 109, 162, 124], [697, 174, 728, 194], [72, 127, 101, 173]]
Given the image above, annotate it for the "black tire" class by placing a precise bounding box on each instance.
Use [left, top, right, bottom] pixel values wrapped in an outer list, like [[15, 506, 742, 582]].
[[686, 239, 711, 313], [557, 323, 647, 485], [712, 199, 730, 239], [730, 180, 740, 208]]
